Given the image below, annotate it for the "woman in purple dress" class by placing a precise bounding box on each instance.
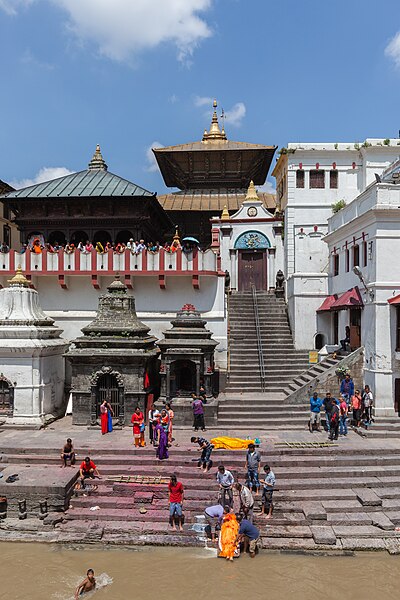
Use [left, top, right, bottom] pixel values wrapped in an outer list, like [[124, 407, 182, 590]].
[[155, 420, 169, 460]]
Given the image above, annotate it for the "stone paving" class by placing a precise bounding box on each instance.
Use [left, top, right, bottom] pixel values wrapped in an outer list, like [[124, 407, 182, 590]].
[[2, 417, 400, 553]]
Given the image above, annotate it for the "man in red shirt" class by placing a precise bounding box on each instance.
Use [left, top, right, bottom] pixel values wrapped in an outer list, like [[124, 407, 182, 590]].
[[79, 456, 101, 489], [168, 474, 184, 531]]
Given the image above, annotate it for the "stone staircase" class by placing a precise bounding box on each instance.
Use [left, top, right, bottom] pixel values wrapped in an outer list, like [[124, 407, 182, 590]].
[[226, 291, 309, 394], [282, 355, 342, 397], [3, 441, 400, 552]]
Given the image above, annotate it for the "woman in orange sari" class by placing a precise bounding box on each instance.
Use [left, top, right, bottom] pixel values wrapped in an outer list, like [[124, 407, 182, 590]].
[[219, 512, 239, 561]]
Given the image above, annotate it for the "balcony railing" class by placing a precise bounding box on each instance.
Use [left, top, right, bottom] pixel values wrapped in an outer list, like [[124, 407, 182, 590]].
[[0, 248, 223, 289]]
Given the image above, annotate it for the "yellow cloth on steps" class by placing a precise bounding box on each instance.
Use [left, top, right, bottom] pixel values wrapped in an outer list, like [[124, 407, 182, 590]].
[[210, 437, 256, 450]]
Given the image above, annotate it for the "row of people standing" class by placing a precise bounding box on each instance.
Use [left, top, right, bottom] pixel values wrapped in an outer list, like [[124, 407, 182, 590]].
[[309, 377, 374, 439]]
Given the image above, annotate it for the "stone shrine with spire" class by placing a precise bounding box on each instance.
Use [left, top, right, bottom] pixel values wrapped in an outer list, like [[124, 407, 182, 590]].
[[0, 267, 68, 425], [66, 274, 159, 426], [155, 100, 278, 243]]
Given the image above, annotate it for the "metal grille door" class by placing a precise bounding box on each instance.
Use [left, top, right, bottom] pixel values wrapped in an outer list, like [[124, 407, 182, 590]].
[[0, 380, 11, 415], [96, 374, 120, 417]]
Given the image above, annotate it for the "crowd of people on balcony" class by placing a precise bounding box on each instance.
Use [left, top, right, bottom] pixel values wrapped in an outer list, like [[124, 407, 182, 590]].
[[0, 234, 202, 255]]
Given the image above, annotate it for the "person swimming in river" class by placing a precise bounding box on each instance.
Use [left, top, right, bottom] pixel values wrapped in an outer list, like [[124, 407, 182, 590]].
[[75, 569, 96, 597]]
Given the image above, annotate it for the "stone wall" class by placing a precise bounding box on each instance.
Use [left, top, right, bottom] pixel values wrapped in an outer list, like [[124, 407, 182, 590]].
[[286, 348, 364, 404]]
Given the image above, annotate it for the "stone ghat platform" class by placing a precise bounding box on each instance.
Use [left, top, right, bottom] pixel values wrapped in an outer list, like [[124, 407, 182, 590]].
[[3, 433, 400, 553]]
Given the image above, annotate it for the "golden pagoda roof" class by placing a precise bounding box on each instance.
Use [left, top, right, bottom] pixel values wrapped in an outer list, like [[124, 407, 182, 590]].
[[158, 189, 276, 212]]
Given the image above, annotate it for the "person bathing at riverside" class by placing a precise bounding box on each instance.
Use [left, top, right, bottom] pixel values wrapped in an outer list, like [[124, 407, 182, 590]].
[[75, 569, 96, 597]]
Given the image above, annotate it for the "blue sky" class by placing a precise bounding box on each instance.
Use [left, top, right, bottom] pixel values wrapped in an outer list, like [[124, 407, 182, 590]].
[[1, 0, 400, 194]]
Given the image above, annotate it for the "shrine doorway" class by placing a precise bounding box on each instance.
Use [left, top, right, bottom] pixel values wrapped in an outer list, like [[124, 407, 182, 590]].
[[234, 230, 271, 291], [172, 360, 196, 395], [96, 374, 121, 419], [0, 377, 14, 417]]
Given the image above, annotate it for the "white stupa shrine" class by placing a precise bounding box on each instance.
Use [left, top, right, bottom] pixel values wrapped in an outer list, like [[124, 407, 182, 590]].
[[0, 266, 68, 425]]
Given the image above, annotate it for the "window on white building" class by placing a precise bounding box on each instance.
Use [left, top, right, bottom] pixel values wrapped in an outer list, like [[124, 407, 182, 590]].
[[363, 241, 367, 266], [353, 244, 360, 267], [330, 170, 338, 189], [397, 307, 400, 352], [310, 170, 325, 189], [333, 253, 339, 276], [345, 248, 350, 272], [296, 170, 305, 188]]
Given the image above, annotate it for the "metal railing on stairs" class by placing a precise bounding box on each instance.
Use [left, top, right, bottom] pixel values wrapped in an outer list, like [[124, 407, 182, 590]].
[[251, 284, 266, 392]]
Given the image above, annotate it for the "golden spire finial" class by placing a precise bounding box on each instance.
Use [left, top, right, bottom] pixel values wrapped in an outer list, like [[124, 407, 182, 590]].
[[88, 143, 108, 171], [8, 265, 29, 287], [245, 180, 259, 201], [221, 205, 230, 220], [202, 99, 227, 143], [173, 225, 180, 243]]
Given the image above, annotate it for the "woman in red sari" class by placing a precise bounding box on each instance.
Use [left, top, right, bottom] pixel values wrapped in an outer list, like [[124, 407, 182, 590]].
[[131, 406, 145, 447], [100, 400, 109, 435]]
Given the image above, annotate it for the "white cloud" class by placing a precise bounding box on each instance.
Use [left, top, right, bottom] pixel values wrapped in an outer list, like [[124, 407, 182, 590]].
[[10, 166, 74, 189], [145, 141, 164, 173], [257, 180, 276, 194], [224, 101, 246, 127], [0, 0, 32, 16], [194, 95, 214, 107], [0, 0, 215, 64], [385, 31, 400, 68]]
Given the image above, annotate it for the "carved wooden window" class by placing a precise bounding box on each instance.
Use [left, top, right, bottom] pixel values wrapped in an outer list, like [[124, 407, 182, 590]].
[[345, 248, 350, 272], [363, 240, 367, 266], [309, 170, 325, 189]]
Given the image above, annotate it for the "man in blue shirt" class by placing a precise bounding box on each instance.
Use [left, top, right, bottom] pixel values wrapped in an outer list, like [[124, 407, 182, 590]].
[[340, 374, 354, 403], [237, 515, 260, 557], [309, 392, 322, 432]]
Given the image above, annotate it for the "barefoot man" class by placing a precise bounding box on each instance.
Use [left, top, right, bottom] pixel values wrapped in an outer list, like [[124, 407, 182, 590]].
[[75, 569, 96, 598], [260, 464, 275, 519]]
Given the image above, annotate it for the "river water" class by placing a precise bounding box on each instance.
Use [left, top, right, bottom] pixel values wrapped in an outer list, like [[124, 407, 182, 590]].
[[1, 543, 399, 600]]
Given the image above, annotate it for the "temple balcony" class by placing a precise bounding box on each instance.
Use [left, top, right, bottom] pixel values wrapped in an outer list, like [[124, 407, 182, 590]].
[[0, 248, 223, 289]]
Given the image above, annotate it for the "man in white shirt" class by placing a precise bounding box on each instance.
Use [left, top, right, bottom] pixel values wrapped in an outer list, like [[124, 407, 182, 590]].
[[235, 482, 255, 522], [216, 465, 234, 508], [363, 385, 374, 424]]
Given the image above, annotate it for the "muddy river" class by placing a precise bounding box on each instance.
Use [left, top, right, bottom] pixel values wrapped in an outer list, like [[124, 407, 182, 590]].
[[1, 543, 399, 600]]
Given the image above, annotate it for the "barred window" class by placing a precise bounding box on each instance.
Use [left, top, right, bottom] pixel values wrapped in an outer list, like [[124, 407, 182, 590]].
[[345, 248, 350, 272], [353, 244, 360, 267], [310, 170, 325, 189], [333, 254, 339, 276]]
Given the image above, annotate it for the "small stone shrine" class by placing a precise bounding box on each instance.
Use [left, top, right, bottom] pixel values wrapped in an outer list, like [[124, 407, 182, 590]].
[[0, 266, 68, 425], [158, 303, 218, 402], [66, 275, 158, 426]]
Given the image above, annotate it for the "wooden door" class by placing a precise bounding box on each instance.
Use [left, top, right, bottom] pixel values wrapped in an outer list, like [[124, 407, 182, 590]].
[[395, 379, 400, 416], [349, 308, 361, 349], [238, 251, 266, 291]]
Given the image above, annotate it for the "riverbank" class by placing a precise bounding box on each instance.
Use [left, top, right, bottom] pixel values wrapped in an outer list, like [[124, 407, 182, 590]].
[[2, 417, 400, 554]]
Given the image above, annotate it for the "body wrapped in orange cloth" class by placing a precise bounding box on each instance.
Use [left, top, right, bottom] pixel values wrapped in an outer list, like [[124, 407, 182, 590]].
[[218, 513, 239, 560]]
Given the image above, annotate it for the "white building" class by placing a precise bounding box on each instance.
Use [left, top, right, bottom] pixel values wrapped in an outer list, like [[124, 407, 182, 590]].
[[319, 159, 400, 416], [0, 267, 68, 425], [272, 140, 400, 350], [211, 181, 284, 292]]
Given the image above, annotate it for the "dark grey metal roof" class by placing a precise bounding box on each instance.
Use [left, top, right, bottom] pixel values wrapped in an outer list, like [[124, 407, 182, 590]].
[[1, 170, 154, 199]]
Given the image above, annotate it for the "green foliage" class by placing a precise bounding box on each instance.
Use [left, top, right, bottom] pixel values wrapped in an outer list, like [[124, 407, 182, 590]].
[[361, 141, 372, 148], [383, 138, 391, 146], [336, 366, 351, 379], [331, 199, 346, 214], [334, 143, 338, 150], [354, 142, 360, 150]]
